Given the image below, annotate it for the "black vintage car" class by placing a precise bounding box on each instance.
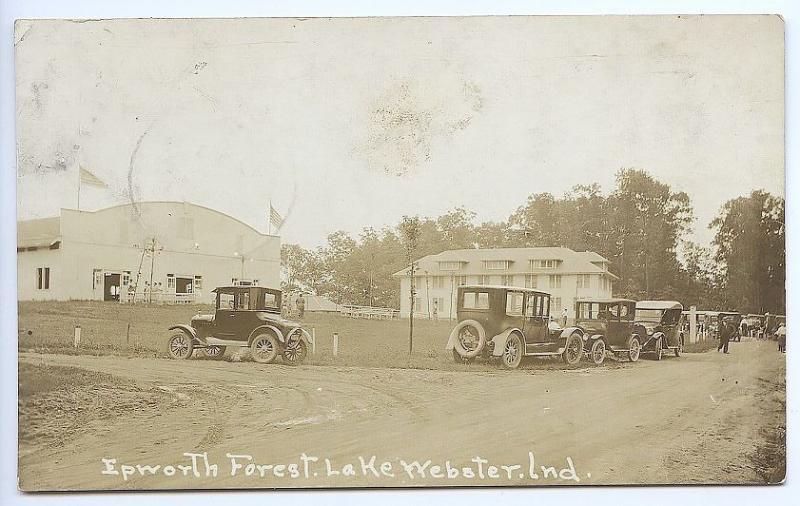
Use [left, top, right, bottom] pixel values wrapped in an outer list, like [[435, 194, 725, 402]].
[[167, 286, 312, 365], [634, 301, 685, 360], [445, 285, 584, 369], [571, 298, 644, 365]]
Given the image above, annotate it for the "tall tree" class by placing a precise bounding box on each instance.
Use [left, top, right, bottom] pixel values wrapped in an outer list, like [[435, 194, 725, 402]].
[[710, 190, 785, 313]]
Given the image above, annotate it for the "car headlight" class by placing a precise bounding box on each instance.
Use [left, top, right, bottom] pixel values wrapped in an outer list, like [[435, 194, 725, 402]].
[[582, 335, 588, 342]]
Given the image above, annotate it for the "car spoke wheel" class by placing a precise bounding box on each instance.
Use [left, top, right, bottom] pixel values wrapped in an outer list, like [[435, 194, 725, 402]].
[[204, 345, 226, 359], [167, 332, 193, 360], [451, 320, 486, 360], [675, 340, 682, 357], [250, 333, 279, 364], [283, 331, 308, 366], [562, 332, 583, 365], [502, 333, 523, 369], [590, 339, 606, 365], [628, 337, 641, 362], [653, 338, 663, 361]]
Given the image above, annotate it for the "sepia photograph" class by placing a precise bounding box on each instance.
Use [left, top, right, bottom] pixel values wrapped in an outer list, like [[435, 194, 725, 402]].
[[8, 10, 788, 495]]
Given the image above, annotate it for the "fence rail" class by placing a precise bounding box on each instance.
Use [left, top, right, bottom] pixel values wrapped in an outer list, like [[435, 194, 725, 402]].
[[340, 305, 399, 320], [121, 292, 198, 304]]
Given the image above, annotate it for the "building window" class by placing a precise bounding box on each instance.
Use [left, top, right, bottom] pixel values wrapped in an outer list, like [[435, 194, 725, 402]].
[[534, 259, 562, 269], [413, 297, 423, 312], [231, 277, 239, 285], [525, 275, 538, 289], [552, 297, 562, 313], [93, 268, 102, 289], [36, 267, 50, 290], [478, 275, 492, 285], [431, 276, 445, 289], [549, 275, 562, 289], [484, 260, 510, 270], [456, 276, 467, 286], [194, 275, 203, 290], [438, 261, 463, 271], [501, 275, 515, 286], [166, 274, 176, 289], [577, 274, 591, 288]]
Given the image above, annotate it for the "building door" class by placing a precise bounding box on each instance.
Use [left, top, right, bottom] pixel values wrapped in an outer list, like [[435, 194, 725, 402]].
[[104, 273, 121, 301]]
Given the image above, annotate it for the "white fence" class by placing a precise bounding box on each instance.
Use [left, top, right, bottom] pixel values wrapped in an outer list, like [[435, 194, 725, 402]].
[[340, 305, 399, 320], [121, 292, 198, 304]]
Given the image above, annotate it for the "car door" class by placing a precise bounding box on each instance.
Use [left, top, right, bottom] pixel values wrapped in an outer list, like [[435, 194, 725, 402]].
[[213, 290, 238, 339], [606, 303, 629, 347], [524, 293, 550, 353]]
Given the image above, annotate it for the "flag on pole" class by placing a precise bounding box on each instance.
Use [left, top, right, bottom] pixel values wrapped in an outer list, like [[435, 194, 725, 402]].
[[79, 166, 108, 188], [269, 204, 284, 231]]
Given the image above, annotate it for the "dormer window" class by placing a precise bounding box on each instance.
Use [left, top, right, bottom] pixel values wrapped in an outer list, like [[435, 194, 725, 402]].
[[532, 259, 562, 269], [484, 260, 511, 270], [438, 261, 465, 271]]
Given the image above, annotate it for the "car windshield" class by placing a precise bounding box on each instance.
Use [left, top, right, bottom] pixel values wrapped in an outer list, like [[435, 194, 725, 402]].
[[635, 308, 664, 323], [578, 302, 628, 320]]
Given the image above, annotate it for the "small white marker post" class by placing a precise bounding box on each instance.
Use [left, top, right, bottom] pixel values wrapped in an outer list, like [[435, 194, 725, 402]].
[[311, 328, 316, 355], [73, 325, 82, 348], [332, 332, 339, 357]]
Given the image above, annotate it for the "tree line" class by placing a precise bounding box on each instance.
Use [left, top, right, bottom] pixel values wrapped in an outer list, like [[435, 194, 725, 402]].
[[281, 169, 785, 314]]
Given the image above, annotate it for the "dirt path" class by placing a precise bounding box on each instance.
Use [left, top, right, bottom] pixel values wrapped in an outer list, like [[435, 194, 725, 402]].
[[18, 340, 785, 490]]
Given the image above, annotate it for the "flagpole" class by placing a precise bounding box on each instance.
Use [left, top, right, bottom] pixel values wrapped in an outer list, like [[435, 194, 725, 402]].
[[268, 199, 272, 235], [77, 164, 81, 211]]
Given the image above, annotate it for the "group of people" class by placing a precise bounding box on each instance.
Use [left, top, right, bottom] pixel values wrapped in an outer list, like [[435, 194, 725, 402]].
[[716, 315, 787, 354]]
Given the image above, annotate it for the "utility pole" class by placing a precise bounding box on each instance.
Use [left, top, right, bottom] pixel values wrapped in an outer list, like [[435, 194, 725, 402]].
[[148, 238, 157, 304], [399, 216, 421, 356], [409, 262, 416, 354]]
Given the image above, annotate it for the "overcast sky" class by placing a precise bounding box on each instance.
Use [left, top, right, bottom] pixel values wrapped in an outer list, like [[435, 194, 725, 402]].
[[15, 15, 784, 249]]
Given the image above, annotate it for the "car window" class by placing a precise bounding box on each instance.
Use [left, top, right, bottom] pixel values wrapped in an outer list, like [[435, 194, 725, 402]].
[[463, 291, 489, 310], [237, 291, 250, 310], [525, 294, 536, 317], [608, 304, 620, 318], [218, 292, 235, 309], [506, 292, 524, 316], [619, 304, 631, 319]]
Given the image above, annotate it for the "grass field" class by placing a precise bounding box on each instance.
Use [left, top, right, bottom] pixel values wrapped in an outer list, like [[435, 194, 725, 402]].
[[18, 301, 712, 371]]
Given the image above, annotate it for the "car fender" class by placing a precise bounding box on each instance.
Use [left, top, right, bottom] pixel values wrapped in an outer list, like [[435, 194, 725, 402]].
[[559, 327, 585, 346], [643, 331, 665, 349], [285, 327, 313, 346], [248, 325, 285, 345], [583, 334, 605, 350], [168, 324, 198, 341], [489, 328, 524, 357]]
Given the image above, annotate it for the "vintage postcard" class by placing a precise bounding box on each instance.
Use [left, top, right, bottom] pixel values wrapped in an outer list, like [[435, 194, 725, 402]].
[[15, 15, 785, 490]]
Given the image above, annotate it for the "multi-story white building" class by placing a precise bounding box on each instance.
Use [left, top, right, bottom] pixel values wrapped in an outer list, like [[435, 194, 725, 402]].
[[17, 202, 280, 303], [393, 247, 617, 321]]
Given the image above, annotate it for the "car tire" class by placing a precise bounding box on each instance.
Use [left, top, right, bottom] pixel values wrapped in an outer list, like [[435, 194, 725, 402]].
[[452, 349, 470, 364], [451, 320, 486, 360], [204, 345, 226, 359], [674, 339, 682, 357], [628, 336, 641, 362], [167, 332, 194, 360], [562, 332, 583, 366], [653, 338, 663, 361], [589, 339, 606, 365], [250, 333, 279, 363], [283, 339, 308, 366], [501, 333, 523, 369]]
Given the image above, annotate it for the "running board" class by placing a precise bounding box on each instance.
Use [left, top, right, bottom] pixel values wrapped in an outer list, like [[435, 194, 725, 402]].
[[202, 337, 248, 347]]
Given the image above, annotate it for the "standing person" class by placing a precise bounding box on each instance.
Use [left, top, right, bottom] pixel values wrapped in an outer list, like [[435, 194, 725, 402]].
[[432, 299, 439, 321], [740, 318, 749, 339], [717, 317, 732, 354], [296, 293, 306, 318], [562, 307, 569, 327], [777, 323, 786, 353]]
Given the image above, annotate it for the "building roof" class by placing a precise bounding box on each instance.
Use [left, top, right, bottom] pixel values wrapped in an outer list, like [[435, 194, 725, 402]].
[[17, 217, 61, 249], [576, 297, 637, 304], [392, 247, 617, 278], [459, 284, 550, 295]]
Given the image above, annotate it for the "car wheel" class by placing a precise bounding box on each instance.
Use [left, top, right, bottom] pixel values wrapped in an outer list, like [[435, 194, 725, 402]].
[[452, 348, 470, 364], [628, 336, 641, 362], [562, 332, 583, 366], [251, 333, 279, 363], [167, 332, 193, 360], [452, 320, 486, 360], [674, 340, 682, 357], [653, 338, 663, 361], [283, 339, 308, 366], [204, 345, 226, 359], [590, 339, 606, 365], [501, 333, 523, 369]]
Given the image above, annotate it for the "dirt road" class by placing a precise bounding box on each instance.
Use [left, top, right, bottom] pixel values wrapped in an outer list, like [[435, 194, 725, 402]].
[[18, 340, 785, 490]]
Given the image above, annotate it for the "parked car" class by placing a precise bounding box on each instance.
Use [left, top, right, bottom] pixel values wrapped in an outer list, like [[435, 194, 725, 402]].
[[571, 298, 644, 364], [634, 301, 685, 360], [445, 285, 584, 369], [167, 286, 312, 365]]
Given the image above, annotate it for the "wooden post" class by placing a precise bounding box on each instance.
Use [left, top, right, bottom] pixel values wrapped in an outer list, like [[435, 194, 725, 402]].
[[73, 325, 81, 348], [689, 305, 697, 344], [333, 332, 339, 357], [311, 328, 316, 354], [126, 322, 131, 345]]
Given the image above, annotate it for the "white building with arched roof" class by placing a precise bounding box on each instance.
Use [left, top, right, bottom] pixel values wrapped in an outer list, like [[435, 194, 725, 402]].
[[17, 202, 280, 303]]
